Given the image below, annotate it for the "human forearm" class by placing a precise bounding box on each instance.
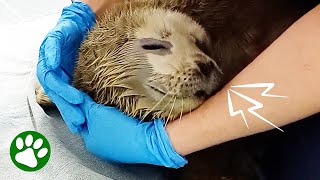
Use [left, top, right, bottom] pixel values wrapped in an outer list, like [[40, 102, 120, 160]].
[[167, 5, 320, 156], [82, 0, 122, 16]]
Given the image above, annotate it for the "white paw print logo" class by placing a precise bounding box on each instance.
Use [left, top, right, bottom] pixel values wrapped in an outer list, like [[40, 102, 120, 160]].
[[10, 131, 51, 171]]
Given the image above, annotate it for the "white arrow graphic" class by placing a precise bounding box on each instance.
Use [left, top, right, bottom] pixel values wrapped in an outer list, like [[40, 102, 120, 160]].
[[228, 83, 287, 132]]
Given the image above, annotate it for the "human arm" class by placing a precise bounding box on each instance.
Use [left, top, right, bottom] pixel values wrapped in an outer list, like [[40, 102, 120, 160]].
[[166, 4, 320, 156], [82, 0, 123, 16]]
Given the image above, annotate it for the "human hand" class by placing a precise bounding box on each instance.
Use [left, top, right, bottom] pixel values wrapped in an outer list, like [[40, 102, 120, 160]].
[[37, 2, 95, 133], [79, 93, 188, 169]]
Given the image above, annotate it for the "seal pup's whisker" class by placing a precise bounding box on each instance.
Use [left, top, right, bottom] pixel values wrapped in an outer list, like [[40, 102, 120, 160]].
[[178, 59, 186, 70], [168, 64, 179, 72], [179, 97, 184, 124], [189, 95, 192, 115], [141, 91, 169, 121], [165, 96, 176, 128], [158, 93, 175, 123]]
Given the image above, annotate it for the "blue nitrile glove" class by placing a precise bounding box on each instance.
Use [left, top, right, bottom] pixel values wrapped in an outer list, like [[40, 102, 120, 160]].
[[79, 92, 188, 169], [37, 2, 95, 133]]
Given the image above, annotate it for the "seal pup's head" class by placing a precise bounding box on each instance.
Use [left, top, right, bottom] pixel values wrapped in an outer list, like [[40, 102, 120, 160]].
[[74, 1, 222, 121]]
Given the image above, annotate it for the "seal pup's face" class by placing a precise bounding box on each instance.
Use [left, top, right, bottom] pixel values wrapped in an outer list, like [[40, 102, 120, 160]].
[[133, 9, 222, 120], [76, 7, 223, 121]]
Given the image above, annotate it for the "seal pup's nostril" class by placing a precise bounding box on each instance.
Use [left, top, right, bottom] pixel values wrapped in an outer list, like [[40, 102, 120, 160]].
[[195, 61, 215, 77], [195, 90, 209, 99]]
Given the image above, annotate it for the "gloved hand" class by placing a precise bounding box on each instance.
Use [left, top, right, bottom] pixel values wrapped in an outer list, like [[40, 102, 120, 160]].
[[37, 2, 95, 133], [37, 1, 187, 169], [79, 92, 188, 169]]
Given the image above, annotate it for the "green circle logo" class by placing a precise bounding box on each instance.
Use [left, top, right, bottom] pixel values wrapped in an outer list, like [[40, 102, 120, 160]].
[[10, 131, 51, 171]]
